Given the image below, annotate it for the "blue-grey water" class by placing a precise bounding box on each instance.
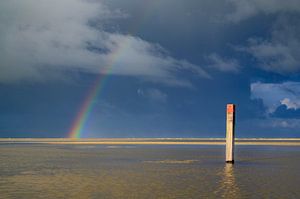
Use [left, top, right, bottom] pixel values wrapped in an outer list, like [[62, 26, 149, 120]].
[[1, 144, 300, 198]]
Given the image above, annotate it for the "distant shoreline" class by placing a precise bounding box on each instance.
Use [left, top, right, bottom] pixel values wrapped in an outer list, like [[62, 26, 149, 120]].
[[1, 138, 300, 146]]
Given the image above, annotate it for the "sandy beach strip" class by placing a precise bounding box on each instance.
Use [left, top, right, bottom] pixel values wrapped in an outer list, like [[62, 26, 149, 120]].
[[1, 138, 300, 146]]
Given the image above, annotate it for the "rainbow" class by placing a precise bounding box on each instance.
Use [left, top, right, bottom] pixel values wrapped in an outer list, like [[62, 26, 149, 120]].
[[68, 2, 156, 138], [68, 38, 128, 138], [68, 74, 105, 139]]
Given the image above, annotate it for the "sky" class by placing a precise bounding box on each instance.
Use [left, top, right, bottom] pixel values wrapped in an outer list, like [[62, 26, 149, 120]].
[[0, 0, 300, 138]]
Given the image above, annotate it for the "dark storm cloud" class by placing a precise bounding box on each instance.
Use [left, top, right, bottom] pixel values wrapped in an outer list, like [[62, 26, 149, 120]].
[[240, 15, 300, 74], [226, 0, 300, 22], [1, 0, 299, 83]]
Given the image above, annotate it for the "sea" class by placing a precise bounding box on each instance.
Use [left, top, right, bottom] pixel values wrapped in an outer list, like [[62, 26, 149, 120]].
[[1, 140, 300, 198]]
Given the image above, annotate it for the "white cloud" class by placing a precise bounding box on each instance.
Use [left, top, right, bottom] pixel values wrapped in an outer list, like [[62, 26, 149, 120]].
[[137, 88, 167, 103], [261, 118, 300, 129], [0, 0, 209, 86], [251, 82, 300, 113], [281, 98, 300, 110], [206, 53, 240, 73]]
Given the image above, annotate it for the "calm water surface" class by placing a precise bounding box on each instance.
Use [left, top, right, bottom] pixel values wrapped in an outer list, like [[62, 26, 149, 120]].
[[1, 144, 300, 198]]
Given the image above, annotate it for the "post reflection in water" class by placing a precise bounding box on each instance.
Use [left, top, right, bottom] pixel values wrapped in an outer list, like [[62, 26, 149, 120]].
[[215, 163, 240, 198]]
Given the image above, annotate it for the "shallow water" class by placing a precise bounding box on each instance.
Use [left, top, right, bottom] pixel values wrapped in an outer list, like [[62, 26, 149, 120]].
[[1, 144, 300, 198]]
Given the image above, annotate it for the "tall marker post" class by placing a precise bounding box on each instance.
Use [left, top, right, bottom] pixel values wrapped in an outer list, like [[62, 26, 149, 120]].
[[226, 104, 235, 163]]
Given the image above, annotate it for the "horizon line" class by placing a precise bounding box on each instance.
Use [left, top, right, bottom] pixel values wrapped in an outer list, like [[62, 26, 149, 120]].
[[1, 137, 300, 140]]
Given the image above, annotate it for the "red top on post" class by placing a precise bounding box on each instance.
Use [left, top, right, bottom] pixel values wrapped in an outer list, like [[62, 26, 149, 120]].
[[227, 104, 235, 114]]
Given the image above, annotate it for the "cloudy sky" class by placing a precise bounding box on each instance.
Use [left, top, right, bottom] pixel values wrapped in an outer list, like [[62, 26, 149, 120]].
[[0, 0, 300, 138]]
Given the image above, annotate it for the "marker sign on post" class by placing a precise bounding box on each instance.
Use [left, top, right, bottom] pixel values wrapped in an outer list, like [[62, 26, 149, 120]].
[[226, 104, 235, 163]]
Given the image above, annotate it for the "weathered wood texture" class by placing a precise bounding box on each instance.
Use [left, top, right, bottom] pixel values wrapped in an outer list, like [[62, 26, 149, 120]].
[[226, 104, 235, 163]]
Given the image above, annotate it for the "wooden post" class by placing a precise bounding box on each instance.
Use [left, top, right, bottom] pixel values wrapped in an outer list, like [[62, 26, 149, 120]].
[[226, 104, 235, 163]]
